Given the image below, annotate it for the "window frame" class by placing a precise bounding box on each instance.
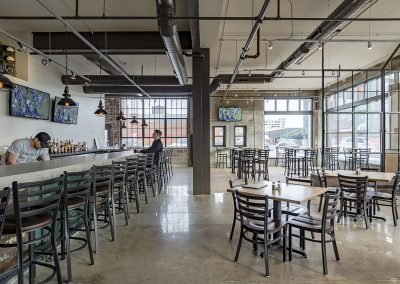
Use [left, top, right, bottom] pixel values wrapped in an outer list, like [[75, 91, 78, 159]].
[[213, 126, 226, 147], [234, 126, 247, 147]]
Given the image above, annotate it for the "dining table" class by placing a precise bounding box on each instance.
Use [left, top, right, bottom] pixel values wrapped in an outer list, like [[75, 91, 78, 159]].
[[324, 170, 395, 183], [227, 180, 328, 256]]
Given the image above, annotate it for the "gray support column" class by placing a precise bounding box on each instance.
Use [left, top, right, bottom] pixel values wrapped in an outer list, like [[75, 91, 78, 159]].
[[192, 48, 210, 195]]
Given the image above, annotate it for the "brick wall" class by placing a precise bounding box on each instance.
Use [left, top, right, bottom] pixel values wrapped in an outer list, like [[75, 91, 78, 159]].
[[105, 97, 121, 146]]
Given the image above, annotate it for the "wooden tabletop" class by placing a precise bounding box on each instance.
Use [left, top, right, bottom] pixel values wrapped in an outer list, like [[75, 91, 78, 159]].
[[227, 181, 328, 204], [324, 170, 395, 182]]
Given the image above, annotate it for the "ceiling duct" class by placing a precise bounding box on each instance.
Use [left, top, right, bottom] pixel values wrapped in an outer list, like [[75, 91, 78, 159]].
[[211, 0, 377, 95], [156, 0, 188, 85], [84, 85, 192, 95]]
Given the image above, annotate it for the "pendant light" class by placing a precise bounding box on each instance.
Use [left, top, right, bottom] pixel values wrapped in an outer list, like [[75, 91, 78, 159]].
[[141, 119, 148, 127], [121, 122, 127, 129], [116, 111, 126, 121], [58, 29, 77, 107], [94, 58, 108, 116], [0, 73, 14, 90], [131, 115, 138, 124]]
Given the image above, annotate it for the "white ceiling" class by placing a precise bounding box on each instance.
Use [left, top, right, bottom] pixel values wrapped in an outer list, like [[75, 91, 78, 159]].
[[0, 0, 399, 91]]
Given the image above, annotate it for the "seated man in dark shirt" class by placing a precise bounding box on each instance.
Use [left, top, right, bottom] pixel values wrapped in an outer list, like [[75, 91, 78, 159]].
[[137, 129, 164, 164]]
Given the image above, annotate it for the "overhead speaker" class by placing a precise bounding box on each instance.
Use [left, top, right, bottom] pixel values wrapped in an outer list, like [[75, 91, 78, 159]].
[[0, 45, 16, 76]]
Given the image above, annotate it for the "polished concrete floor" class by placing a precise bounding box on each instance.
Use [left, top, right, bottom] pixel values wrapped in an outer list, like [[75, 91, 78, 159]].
[[33, 167, 400, 283]]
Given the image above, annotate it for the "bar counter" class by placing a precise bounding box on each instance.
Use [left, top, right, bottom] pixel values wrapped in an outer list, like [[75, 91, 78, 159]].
[[0, 150, 135, 189]]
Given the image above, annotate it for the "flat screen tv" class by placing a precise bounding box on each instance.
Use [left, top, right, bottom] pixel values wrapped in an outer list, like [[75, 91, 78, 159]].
[[218, 107, 242, 122], [52, 96, 79, 124], [9, 84, 50, 120]]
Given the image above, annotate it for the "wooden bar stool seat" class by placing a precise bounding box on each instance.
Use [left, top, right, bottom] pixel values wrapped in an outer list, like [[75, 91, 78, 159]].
[[3, 213, 53, 233]]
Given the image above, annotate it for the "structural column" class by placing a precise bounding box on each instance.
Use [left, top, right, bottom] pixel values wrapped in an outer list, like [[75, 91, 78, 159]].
[[192, 48, 210, 195]]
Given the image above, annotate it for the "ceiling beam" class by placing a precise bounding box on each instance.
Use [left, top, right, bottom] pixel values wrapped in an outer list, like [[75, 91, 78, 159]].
[[83, 54, 120, 75], [187, 0, 200, 53], [32, 31, 192, 53], [62, 75, 180, 85]]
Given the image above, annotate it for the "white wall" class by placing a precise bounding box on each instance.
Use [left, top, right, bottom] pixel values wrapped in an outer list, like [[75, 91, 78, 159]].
[[0, 55, 105, 148]]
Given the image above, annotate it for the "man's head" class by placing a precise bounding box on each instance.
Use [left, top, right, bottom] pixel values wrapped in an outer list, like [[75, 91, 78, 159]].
[[152, 129, 162, 140], [33, 132, 51, 149]]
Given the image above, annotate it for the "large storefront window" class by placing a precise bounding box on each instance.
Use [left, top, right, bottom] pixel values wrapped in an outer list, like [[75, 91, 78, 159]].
[[264, 99, 313, 157], [120, 98, 188, 148]]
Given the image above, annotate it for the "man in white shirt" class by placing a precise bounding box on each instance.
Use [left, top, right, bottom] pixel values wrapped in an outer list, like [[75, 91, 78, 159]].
[[6, 132, 51, 165]]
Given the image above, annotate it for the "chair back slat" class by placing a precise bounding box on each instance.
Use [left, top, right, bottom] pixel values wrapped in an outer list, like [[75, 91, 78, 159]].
[[321, 189, 340, 229], [316, 169, 328, 187], [64, 169, 93, 200], [235, 190, 268, 222], [12, 176, 63, 223], [257, 149, 270, 161], [338, 174, 368, 195]]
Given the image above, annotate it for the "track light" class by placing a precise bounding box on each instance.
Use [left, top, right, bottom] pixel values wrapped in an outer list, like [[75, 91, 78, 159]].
[[302, 70, 306, 76], [368, 41, 372, 50], [235, 94, 238, 97], [84, 81, 89, 87], [248, 70, 252, 77], [267, 41, 273, 50], [318, 42, 322, 50], [41, 58, 49, 66], [70, 72, 76, 80], [17, 42, 26, 53]]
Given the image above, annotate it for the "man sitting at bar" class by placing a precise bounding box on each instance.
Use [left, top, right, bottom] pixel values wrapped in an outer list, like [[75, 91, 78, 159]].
[[136, 129, 163, 164], [5, 132, 51, 165]]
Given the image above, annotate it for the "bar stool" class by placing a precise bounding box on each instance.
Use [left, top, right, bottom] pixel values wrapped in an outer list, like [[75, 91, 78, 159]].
[[91, 164, 116, 252], [324, 147, 340, 170], [255, 149, 270, 181], [112, 161, 130, 225], [306, 148, 318, 173], [355, 148, 371, 169], [241, 149, 256, 182], [216, 147, 228, 168], [126, 157, 142, 213], [343, 148, 355, 170], [60, 169, 94, 283], [2, 177, 63, 284]]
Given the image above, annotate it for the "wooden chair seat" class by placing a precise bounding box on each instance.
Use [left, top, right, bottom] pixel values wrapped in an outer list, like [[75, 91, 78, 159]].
[[282, 204, 309, 216], [369, 191, 392, 200], [93, 185, 109, 195], [288, 214, 333, 233], [3, 212, 52, 233], [244, 218, 286, 234], [342, 192, 372, 202]]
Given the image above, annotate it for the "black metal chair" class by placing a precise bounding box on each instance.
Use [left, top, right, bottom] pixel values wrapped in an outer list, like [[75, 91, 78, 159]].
[[288, 189, 341, 275], [216, 147, 228, 168], [144, 153, 157, 197], [2, 177, 63, 284], [112, 161, 130, 225], [370, 171, 400, 226], [343, 148, 355, 170], [306, 148, 318, 173], [91, 164, 116, 252], [324, 147, 340, 170], [241, 149, 256, 182], [255, 149, 270, 181], [126, 157, 142, 213], [315, 169, 339, 212], [61, 169, 94, 282], [337, 174, 372, 229], [234, 190, 287, 277], [228, 179, 247, 240], [0, 188, 10, 236]]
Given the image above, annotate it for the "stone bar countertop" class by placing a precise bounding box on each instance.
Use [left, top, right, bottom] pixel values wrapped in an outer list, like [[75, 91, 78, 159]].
[[0, 150, 135, 189]]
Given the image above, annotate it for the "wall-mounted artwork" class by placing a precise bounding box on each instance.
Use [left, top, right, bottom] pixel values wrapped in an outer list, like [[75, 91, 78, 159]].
[[53, 96, 79, 124], [9, 84, 50, 120]]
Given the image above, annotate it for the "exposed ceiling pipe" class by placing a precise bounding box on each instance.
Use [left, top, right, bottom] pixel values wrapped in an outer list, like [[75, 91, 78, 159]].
[[213, 0, 377, 96], [61, 75, 180, 86], [84, 85, 192, 95], [155, 0, 188, 85], [36, 0, 151, 98]]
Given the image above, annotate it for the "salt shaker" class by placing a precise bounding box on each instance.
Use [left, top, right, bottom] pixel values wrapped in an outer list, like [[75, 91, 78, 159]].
[[277, 181, 281, 190], [272, 182, 276, 190]]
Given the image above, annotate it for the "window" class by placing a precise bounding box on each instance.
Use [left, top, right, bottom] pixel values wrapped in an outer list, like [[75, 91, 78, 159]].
[[213, 126, 226, 147], [264, 99, 313, 157], [120, 98, 188, 148], [234, 126, 246, 147]]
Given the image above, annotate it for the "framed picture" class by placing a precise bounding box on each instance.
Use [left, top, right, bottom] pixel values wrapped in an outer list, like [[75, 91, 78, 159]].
[[52, 96, 79, 124]]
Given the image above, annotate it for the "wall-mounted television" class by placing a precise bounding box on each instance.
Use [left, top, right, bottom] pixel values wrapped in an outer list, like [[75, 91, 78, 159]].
[[52, 96, 79, 124], [218, 107, 242, 122], [9, 84, 50, 120]]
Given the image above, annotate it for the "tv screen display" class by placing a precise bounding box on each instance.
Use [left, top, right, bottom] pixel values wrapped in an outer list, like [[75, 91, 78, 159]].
[[9, 84, 50, 120], [218, 107, 242, 122], [53, 96, 79, 124]]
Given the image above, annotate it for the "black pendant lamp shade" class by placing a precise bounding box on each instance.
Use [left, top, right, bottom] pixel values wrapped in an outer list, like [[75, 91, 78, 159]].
[[130, 115, 138, 124], [141, 119, 148, 127], [0, 73, 14, 89], [116, 111, 126, 121], [121, 122, 127, 129], [58, 86, 77, 107], [94, 99, 107, 116]]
